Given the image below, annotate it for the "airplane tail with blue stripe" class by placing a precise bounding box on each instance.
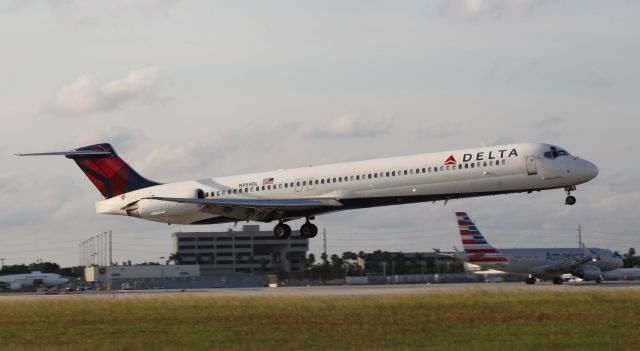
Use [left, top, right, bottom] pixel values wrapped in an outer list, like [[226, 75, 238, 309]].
[[455, 212, 507, 263]]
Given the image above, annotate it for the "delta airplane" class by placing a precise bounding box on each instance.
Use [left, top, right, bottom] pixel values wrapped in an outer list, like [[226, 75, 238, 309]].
[[454, 212, 623, 284], [0, 271, 67, 291], [19, 142, 598, 239]]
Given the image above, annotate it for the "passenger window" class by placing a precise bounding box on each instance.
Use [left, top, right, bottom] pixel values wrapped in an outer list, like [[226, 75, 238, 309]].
[[374, 173, 378, 178], [315, 180, 319, 185], [262, 186, 266, 190], [470, 163, 475, 168], [350, 176, 354, 181], [404, 170, 408, 175], [267, 185, 271, 190], [483, 161, 487, 167], [303, 181, 306, 186], [415, 168, 420, 174], [489, 161, 493, 166], [428, 167, 431, 173], [422, 168, 426, 173], [386, 172, 390, 177], [296, 182, 300, 187], [333, 178, 336, 182], [434, 167, 438, 172], [502, 159, 506, 165], [233, 189, 237, 194], [321, 179, 325, 184], [477, 162, 481, 168], [356, 175, 360, 180], [284, 183, 288, 188], [464, 164, 468, 169]]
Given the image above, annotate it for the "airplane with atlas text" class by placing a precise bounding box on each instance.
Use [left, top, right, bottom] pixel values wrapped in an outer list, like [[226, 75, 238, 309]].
[[19, 142, 598, 239]]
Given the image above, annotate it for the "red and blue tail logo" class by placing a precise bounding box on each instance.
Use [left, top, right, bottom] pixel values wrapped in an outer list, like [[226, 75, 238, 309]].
[[69, 144, 159, 199], [456, 212, 507, 263]]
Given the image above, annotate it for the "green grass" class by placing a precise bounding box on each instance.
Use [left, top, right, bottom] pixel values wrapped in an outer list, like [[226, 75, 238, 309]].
[[0, 290, 638, 350]]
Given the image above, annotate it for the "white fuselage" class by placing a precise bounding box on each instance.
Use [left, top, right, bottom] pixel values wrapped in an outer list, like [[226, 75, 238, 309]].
[[95, 142, 598, 225], [0, 272, 67, 290], [472, 248, 623, 276]]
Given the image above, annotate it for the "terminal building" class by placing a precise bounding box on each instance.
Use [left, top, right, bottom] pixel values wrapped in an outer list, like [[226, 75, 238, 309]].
[[172, 225, 309, 274]]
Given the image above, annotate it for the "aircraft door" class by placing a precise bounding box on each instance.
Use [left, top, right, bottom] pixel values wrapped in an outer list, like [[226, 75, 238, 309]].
[[295, 178, 303, 192], [526, 156, 537, 175], [307, 177, 316, 191]]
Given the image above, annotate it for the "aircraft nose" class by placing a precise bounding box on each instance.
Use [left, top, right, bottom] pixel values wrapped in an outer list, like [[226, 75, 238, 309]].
[[584, 160, 599, 181], [615, 257, 624, 269]]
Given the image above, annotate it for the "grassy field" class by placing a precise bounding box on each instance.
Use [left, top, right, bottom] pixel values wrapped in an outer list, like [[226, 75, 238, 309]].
[[0, 290, 638, 350]]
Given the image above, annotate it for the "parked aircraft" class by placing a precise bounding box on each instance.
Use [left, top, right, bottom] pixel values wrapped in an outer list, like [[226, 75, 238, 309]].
[[19, 142, 597, 238], [454, 212, 623, 284], [0, 271, 67, 290], [603, 268, 640, 281]]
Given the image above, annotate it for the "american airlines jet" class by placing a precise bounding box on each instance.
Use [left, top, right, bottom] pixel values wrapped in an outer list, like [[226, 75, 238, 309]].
[[19, 142, 598, 239], [454, 212, 622, 284]]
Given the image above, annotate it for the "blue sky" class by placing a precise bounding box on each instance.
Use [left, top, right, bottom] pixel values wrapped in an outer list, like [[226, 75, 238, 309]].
[[1, 0, 639, 267]]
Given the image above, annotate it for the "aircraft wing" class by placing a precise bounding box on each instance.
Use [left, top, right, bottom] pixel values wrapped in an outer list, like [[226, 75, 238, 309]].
[[531, 248, 596, 274], [141, 196, 343, 222]]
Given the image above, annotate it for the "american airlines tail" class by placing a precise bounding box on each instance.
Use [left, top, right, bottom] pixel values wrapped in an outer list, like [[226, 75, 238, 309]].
[[456, 212, 507, 263], [19, 143, 159, 199]]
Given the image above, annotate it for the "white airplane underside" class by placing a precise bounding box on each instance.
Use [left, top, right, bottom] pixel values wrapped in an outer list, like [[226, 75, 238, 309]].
[[20, 142, 598, 239]]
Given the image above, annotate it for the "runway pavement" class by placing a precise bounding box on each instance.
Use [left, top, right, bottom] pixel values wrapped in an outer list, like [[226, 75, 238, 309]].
[[1, 281, 639, 300]]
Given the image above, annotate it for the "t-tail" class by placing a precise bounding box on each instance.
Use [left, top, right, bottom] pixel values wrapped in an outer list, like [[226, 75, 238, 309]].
[[455, 212, 507, 263], [18, 143, 160, 199]]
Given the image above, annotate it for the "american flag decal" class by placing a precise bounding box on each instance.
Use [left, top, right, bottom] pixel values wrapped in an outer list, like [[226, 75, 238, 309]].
[[262, 177, 274, 185]]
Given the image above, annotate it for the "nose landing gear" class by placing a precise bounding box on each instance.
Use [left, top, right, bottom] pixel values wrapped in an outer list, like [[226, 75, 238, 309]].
[[565, 186, 577, 205]]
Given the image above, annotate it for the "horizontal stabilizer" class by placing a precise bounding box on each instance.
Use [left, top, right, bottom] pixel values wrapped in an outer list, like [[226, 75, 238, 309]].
[[17, 150, 112, 157]]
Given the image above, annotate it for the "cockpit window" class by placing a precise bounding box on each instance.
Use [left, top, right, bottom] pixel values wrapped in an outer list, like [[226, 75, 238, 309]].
[[543, 146, 571, 159]]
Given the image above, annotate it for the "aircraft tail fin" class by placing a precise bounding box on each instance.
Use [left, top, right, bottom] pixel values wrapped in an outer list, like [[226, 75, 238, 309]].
[[18, 143, 160, 199], [455, 212, 507, 263]]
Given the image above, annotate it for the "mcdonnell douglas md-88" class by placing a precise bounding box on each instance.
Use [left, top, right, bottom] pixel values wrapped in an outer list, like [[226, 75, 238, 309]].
[[454, 212, 622, 284], [19, 142, 598, 239]]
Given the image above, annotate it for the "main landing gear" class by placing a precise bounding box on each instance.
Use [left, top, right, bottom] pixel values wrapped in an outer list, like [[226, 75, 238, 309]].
[[272, 219, 318, 239], [525, 276, 536, 285], [552, 277, 564, 285], [565, 185, 577, 205]]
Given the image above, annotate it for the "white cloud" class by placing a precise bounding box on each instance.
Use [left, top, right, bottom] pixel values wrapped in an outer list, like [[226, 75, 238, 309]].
[[51, 66, 161, 114], [440, 0, 539, 19], [307, 114, 391, 139]]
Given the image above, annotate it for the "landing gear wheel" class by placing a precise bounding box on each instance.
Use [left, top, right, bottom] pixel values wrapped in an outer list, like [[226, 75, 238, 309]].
[[552, 277, 564, 285], [300, 222, 318, 239], [273, 223, 292, 239], [565, 195, 576, 205], [595, 277, 603, 284], [525, 277, 536, 285]]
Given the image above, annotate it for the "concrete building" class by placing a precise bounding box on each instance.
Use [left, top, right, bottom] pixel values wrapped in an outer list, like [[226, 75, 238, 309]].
[[172, 225, 309, 274], [85, 265, 199, 289]]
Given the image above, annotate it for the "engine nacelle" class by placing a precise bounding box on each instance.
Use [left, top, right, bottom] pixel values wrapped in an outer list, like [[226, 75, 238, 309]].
[[129, 189, 205, 219], [572, 265, 602, 281], [9, 282, 21, 290]]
